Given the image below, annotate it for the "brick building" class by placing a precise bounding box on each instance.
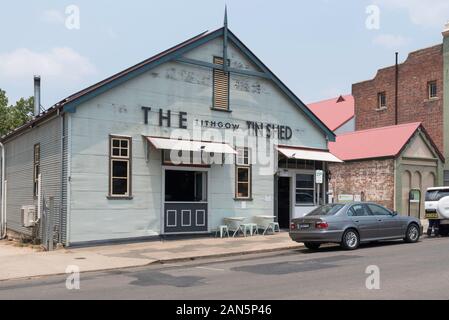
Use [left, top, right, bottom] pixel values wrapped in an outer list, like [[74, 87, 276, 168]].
[[328, 123, 444, 218], [353, 23, 449, 185]]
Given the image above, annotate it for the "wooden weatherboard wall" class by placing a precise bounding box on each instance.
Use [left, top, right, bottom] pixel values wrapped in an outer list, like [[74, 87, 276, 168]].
[[65, 34, 330, 244]]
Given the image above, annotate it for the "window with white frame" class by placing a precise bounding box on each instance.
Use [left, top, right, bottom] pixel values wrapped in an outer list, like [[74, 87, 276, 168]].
[[377, 92, 387, 109], [428, 81, 437, 99], [235, 147, 251, 199], [109, 136, 132, 197], [295, 174, 315, 206]]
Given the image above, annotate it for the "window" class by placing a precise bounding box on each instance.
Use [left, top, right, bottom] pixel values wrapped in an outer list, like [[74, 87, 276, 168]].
[[235, 148, 251, 199], [33, 144, 40, 197], [213, 56, 230, 110], [306, 204, 344, 216], [367, 204, 391, 216], [162, 150, 210, 166], [426, 189, 449, 201], [348, 204, 370, 217], [428, 81, 437, 99], [296, 174, 315, 205], [109, 136, 132, 198], [165, 170, 207, 202], [377, 92, 387, 109]]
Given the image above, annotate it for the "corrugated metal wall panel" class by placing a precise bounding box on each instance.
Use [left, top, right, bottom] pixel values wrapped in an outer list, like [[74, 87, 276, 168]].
[[4, 116, 63, 240], [61, 115, 68, 244]]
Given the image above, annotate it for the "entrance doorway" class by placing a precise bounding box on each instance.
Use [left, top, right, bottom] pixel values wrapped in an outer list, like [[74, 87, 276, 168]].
[[164, 169, 208, 234], [277, 177, 291, 229]]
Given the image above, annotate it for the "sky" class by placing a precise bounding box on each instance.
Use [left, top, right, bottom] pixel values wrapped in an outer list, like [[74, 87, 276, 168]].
[[0, 0, 448, 108]]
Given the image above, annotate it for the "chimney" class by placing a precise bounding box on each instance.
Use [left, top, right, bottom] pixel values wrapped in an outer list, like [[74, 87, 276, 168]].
[[33, 76, 41, 117], [443, 21, 449, 38]]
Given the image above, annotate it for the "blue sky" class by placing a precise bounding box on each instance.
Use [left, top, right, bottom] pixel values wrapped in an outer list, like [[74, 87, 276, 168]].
[[0, 0, 448, 108]]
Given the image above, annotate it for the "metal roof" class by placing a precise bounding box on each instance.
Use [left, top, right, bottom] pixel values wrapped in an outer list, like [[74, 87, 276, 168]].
[[308, 95, 354, 131], [329, 122, 444, 162]]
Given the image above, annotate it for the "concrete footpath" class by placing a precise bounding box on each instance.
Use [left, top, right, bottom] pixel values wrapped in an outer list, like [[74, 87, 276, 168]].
[[0, 232, 302, 282]]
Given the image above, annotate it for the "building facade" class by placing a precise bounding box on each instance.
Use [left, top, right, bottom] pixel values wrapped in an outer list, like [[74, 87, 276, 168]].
[[353, 24, 449, 185], [0, 25, 342, 246], [328, 123, 444, 219]]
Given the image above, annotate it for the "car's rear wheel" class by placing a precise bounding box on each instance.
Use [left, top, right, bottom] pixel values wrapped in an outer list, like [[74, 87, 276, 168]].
[[404, 224, 420, 243], [304, 242, 321, 250], [341, 229, 360, 250]]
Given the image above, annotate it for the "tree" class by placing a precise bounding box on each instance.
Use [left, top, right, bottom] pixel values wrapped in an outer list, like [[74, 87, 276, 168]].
[[0, 89, 34, 137]]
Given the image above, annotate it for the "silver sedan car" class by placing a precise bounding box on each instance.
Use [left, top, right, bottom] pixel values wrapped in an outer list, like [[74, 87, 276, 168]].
[[289, 202, 423, 250]]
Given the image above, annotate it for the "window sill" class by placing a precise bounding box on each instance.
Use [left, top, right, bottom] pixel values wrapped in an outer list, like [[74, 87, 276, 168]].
[[107, 196, 134, 200], [234, 198, 253, 201], [210, 107, 232, 113], [425, 97, 439, 102], [374, 106, 387, 112]]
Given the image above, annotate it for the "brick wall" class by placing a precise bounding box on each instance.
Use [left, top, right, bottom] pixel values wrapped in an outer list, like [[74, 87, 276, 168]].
[[353, 44, 444, 152], [328, 159, 395, 210]]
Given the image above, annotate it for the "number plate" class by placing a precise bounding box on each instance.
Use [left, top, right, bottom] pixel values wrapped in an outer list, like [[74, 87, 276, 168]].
[[298, 224, 310, 229], [425, 213, 439, 219]]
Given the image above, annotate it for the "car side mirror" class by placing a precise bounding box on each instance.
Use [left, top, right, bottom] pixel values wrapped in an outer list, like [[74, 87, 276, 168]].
[[391, 211, 398, 217]]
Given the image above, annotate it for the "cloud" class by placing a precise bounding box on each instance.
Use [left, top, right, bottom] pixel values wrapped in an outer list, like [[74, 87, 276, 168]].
[[0, 47, 97, 83], [41, 9, 65, 25], [375, 0, 449, 28], [372, 34, 410, 49]]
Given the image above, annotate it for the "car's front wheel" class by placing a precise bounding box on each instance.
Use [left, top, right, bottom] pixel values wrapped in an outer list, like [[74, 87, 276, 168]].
[[404, 224, 420, 243], [304, 242, 321, 250], [341, 229, 360, 250]]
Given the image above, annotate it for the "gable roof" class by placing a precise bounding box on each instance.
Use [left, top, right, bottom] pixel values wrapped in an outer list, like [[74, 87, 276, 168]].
[[1, 27, 335, 142], [308, 95, 354, 131], [329, 122, 444, 162]]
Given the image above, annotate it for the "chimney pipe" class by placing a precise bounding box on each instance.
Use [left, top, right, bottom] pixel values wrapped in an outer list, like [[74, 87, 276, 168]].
[[395, 52, 399, 125], [34, 76, 41, 117]]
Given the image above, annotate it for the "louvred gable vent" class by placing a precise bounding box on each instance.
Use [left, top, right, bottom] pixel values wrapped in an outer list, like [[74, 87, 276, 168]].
[[213, 57, 230, 110]]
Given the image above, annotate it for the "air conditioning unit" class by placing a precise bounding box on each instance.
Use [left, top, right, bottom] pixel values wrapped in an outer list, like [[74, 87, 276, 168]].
[[21, 205, 37, 228]]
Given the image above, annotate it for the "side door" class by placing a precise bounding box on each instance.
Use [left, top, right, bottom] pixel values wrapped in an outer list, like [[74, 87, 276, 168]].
[[347, 204, 379, 241], [367, 204, 401, 238]]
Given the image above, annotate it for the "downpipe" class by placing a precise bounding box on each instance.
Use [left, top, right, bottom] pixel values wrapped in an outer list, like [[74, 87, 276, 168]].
[[0, 142, 5, 239]]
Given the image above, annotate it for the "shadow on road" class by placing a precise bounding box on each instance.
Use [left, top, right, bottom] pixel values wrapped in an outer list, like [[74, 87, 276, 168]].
[[294, 239, 413, 255]]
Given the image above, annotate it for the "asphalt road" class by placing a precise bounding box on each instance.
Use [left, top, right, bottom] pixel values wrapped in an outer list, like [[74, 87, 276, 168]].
[[1, 236, 449, 300]]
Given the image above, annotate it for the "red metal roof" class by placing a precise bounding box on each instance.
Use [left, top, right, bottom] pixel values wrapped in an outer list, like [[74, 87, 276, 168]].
[[308, 95, 354, 131], [329, 122, 423, 161]]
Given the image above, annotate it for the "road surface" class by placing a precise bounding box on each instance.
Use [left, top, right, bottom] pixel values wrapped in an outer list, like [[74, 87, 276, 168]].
[[1, 237, 449, 299]]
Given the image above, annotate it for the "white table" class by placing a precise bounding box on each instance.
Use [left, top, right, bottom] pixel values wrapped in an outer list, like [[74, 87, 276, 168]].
[[255, 215, 277, 235], [223, 217, 246, 237]]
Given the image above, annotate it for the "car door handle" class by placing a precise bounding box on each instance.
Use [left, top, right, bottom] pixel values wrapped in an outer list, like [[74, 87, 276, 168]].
[[354, 220, 360, 223], [378, 219, 382, 222]]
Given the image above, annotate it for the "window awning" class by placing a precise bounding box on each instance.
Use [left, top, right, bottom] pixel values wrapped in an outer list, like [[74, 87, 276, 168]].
[[277, 146, 343, 163], [145, 136, 237, 154]]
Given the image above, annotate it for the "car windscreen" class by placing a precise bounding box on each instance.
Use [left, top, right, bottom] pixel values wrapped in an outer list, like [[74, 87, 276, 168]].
[[306, 204, 345, 216], [426, 190, 449, 201]]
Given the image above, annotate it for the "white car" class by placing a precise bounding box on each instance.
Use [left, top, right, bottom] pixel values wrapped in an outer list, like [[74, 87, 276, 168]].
[[425, 187, 449, 236]]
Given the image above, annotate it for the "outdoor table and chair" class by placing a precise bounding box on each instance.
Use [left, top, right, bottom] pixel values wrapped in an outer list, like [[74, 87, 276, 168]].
[[255, 215, 280, 235], [215, 215, 280, 238]]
